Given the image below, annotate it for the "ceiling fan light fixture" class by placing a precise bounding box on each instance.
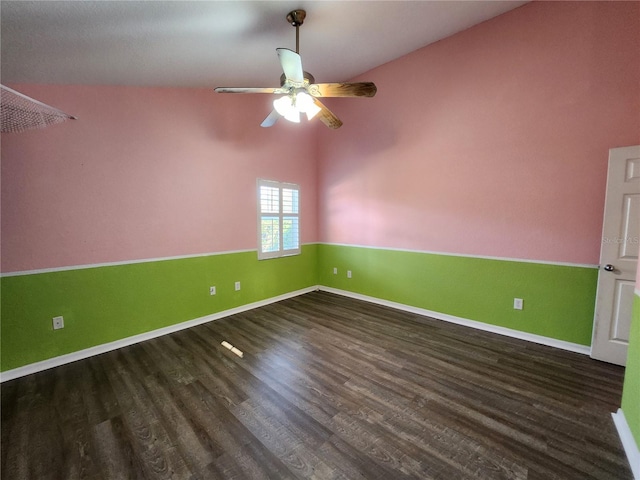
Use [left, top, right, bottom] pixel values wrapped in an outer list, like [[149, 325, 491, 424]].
[[273, 92, 320, 123], [273, 95, 300, 123], [296, 92, 321, 120]]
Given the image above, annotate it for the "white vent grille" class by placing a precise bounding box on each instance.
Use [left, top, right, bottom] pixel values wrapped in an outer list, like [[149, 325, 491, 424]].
[[1, 85, 76, 133]]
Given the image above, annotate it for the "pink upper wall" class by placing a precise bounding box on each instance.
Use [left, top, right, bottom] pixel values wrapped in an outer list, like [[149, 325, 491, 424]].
[[317, 1, 640, 265], [3, 2, 639, 273], [1, 85, 317, 272]]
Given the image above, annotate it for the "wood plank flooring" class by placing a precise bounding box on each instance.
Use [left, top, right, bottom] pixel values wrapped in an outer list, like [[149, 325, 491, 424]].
[[1, 291, 632, 479]]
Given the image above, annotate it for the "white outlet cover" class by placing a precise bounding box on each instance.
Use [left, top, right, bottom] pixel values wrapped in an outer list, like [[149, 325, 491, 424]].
[[347, 270, 352, 278], [513, 298, 523, 310], [235, 281, 241, 291], [52, 316, 64, 330], [333, 267, 338, 274], [210, 286, 216, 295]]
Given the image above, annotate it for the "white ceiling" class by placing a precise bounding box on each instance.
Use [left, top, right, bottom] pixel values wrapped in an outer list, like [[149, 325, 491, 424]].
[[1, 1, 527, 88]]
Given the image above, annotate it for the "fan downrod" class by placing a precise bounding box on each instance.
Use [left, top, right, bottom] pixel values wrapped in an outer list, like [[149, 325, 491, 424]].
[[286, 10, 306, 54]]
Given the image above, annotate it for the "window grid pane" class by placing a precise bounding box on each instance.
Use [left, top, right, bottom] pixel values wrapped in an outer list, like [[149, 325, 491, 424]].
[[260, 186, 279, 213], [260, 217, 280, 253], [282, 188, 299, 214], [282, 216, 299, 250]]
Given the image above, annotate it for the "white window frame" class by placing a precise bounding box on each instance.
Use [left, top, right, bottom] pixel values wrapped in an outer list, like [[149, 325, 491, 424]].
[[257, 179, 301, 260]]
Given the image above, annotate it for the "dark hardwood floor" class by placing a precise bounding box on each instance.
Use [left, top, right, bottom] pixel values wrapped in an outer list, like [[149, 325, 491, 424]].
[[1, 291, 632, 479]]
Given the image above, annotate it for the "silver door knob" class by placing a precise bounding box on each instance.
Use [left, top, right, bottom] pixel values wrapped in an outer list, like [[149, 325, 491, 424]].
[[603, 264, 615, 272]]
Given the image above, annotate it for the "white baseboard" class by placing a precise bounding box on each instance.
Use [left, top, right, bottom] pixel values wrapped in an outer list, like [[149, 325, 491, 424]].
[[0, 286, 319, 383], [612, 409, 640, 479], [318, 287, 592, 355]]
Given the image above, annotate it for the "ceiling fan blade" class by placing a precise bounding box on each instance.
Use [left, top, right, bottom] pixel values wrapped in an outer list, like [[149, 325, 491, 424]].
[[277, 48, 304, 83], [308, 82, 377, 98], [214, 87, 280, 94], [260, 109, 280, 128], [312, 98, 343, 129]]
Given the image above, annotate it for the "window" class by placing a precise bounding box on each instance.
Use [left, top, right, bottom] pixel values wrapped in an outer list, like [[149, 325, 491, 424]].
[[257, 179, 300, 259]]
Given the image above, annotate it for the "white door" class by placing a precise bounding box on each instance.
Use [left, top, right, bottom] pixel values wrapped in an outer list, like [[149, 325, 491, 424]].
[[592, 145, 640, 366]]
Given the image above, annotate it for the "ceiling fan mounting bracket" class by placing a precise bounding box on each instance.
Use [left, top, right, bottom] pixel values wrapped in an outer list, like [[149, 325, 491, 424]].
[[286, 10, 306, 27]]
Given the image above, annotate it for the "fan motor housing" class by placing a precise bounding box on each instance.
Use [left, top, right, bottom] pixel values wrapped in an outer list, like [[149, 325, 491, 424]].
[[280, 72, 315, 86]]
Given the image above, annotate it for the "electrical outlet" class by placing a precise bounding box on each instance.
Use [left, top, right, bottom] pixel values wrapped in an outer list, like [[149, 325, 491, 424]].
[[333, 267, 338, 275], [52, 316, 64, 330], [235, 281, 241, 291], [513, 298, 523, 310], [347, 270, 352, 279], [210, 286, 216, 295]]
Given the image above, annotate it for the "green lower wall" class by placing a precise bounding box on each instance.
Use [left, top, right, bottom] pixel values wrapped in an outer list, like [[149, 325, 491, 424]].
[[1, 243, 601, 373], [318, 244, 597, 345], [1, 245, 318, 372], [622, 294, 640, 446]]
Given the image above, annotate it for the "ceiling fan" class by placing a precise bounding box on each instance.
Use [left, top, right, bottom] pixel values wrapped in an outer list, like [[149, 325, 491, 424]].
[[214, 9, 377, 129]]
